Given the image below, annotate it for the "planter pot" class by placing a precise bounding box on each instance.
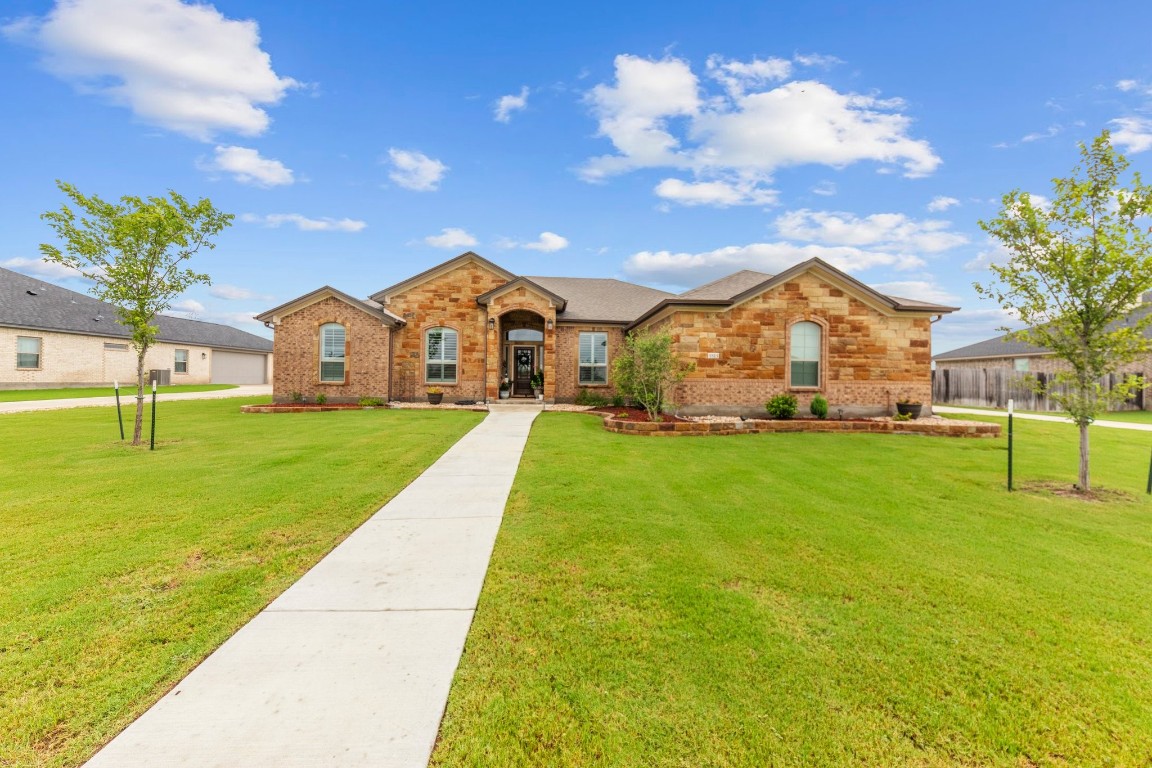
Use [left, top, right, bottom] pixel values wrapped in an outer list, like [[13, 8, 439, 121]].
[[536, 393, 544, 401], [499, 390, 510, 399], [896, 402, 922, 419], [427, 393, 444, 405]]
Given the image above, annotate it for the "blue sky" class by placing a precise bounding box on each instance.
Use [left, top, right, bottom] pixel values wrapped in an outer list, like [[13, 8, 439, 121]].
[[2, 0, 1151, 352]]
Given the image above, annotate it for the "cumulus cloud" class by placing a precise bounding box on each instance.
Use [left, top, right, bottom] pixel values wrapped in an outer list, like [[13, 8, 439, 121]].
[[208, 283, 267, 300], [870, 280, 959, 305], [386, 148, 448, 191], [240, 213, 366, 232], [201, 145, 293, 186], [1110, 117, 1152, 154], [171, 298, 205, 315], [0, 256, 90, 281], [580, 53, 940, 204], [927, 195, 960, 212], [775, 209, 968, 253], [494, 86, 529, 123], [811, 180, 837, 197], [522, 232, 569, 252], [424, 228, 478, 249], [623, 241, 924, 287], [3, 0, 298, 140], [654, 178, 777, 207]]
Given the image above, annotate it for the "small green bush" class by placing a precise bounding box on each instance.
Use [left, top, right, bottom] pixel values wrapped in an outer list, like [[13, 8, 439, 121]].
[[892, 412, 912, 422], [290, 391, 304, 403], [611, 393, 626, 408], [766, 393, 798, 419], [810, 394, 829, 419], [315, 393, 327, 406], [575, 388, 610, 407], [358, 397, 384, 407]]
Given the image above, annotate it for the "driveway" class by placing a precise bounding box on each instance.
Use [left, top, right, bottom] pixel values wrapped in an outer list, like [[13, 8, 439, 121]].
[[0, 384, 271, 415], [934, 405, 1152, 432]]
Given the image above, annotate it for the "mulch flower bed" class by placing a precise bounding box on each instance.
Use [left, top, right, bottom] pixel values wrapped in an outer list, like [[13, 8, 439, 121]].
[[241, 403, 376, 413], [589, 406, 690, 423]]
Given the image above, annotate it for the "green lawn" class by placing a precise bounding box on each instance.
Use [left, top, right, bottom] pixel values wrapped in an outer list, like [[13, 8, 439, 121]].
[[0, 399, 484, 768], [432, 414, 1152, 767], [0, 384, 237, 402]]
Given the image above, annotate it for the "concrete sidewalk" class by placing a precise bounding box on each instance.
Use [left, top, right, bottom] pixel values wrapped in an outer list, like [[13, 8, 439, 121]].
[[0, 384, 271, 414], [935, 405, 1152, 432], [84, 407, 539, 768]]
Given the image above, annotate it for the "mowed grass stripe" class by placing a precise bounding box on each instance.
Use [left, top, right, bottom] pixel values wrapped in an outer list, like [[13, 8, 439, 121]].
[[0, 399, 484, 768], [432, 414, 1152, 767]]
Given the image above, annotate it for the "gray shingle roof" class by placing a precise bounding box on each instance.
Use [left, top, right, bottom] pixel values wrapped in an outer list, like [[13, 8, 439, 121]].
[[522, 276, 676, 323], [679, 270, 773, 300], [1, 267, 272, 352]]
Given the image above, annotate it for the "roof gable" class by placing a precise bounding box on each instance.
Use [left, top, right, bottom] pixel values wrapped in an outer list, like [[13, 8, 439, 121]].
[[476, 277, 567, 311], [369, 251, 516, 304], [255, 286, 404, 326]]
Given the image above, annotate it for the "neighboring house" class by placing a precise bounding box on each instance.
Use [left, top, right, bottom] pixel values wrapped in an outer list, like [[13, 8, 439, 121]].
[[932, 298, 1152, 410], [256, 252, 956, 415], [2, 267, 273, 388]]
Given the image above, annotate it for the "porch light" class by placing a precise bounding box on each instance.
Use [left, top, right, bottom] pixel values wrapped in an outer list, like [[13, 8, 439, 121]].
[[488, 317, 496, 330], [546, 320, 553, 330]]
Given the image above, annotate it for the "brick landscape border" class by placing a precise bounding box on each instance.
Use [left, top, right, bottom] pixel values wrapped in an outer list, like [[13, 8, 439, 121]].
[[602, 416, 999, 438]]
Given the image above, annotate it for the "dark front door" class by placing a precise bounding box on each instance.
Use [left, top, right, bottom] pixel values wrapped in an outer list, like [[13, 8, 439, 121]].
[[513, 347, 535, 396]]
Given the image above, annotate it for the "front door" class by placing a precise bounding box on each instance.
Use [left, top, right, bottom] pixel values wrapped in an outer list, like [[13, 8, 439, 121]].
[[513, 347, 535, 396]]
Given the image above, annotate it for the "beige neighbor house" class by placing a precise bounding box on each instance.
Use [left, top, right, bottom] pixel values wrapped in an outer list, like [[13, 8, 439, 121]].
[[256, 252, 956, 415], [1, 267, 273, 388]]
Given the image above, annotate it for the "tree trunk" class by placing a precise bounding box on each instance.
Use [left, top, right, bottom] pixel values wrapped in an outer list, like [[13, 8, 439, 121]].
[[1078, 420, 1090, 492], [133, 347, 147, 446]]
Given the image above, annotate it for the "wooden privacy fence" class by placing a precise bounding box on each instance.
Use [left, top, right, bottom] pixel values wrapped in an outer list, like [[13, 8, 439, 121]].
[[932, 368, 1145, 411]]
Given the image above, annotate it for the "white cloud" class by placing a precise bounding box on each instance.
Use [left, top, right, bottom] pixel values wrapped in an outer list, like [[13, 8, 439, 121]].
[[623, 241, 924, 286], [1116, 79, 1145, 94], [240, 213, 366, 232], [775, 209, 968, 253], [870, 280, 959, 305], [163, 306, 266, 329], [964, 239, 1014, 272], [522, 232, 569, 252], [580, 53, 940, 199], [3, 0, 298, 140], [171, 298, 205, 315], [1021, 125, 1062, 143], [386, 148, 448, 191], [927, 195, 960, 212], [811, 180, 837, 196], [424, 228, 477, 249], [494, 86, 529, 123], [0, 256, 90, 281], [654, 178, 777, 207], [209, 283, 266, 300], [1110, 117, 1152, 154], [793, 53, 844, 69], [202, 145, 293, 186]]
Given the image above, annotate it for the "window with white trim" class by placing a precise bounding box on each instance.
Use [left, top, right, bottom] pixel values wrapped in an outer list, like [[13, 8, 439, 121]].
[[320, 323, 346, 382], [17, 336, 41, 369], [790, 321, 821, 387], [426, 327, 458, 383], [578, 332, 608, 384], [174, 349, 189, 374]]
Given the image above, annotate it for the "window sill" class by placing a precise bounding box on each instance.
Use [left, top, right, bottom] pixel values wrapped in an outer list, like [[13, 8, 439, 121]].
[[318, 380, 348, 386]]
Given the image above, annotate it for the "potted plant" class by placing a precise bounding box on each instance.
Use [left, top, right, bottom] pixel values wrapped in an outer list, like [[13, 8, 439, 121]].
[[530, 369, 544, 398], [895, 397, 922, 419], [427, 386, 443, 405], [499, 380, 510, 399]]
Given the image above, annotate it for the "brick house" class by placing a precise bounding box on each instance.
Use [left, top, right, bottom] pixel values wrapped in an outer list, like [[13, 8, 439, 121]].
[[2, 267, 272, 388], [256, 252, 956, 415]]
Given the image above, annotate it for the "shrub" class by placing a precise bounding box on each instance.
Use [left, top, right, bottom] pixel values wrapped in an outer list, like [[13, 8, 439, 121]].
[[766, 393, 798, 419], [892, 412, 912, 422], [358, 397, 384, 407], [315, 393, 327, 405], [612, 330, 695, 422], [810, 394, 829, 419], [575, 388, 610, 407], [611, 393, 626, 408], [290, 391, 304, 403]]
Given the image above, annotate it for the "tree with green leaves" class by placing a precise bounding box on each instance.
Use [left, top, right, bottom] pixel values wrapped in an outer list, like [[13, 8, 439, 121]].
[[40, 181, 233, 445], [976, 130, 1152, 492], [612, 329, 695, 422]]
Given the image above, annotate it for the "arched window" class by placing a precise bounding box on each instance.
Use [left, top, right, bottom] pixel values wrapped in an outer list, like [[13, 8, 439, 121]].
[[426, 327, 458, 383], [319, 323, 346, 382], [790, 321, 821, 388]]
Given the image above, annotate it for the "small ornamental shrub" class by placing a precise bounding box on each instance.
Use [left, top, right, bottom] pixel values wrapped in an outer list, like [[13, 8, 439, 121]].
[[810, 394, 829, 419], [892, 412, 912, 422], [575, 388, 610, 407], [611, 393, 626, 408], [315, 393, 327, 405], [766, 393, 799, 419], [290, 391, 304, 403], [358, 397, 384, 407]]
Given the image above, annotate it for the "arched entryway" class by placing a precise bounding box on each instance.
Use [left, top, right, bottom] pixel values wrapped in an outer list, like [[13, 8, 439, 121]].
[[498, 310, 546, 398]]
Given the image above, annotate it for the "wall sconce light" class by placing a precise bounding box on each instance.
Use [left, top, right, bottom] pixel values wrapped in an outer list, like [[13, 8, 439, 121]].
[[201, 352, 207, 359], [546, 320, 554, 330], [488, 317, 496, 330]]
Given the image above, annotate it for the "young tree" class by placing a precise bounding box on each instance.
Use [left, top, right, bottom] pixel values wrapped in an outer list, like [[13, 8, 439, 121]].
[[40, 181, 233, 445], [975, 131, 1152, 491], [612, 329, 695, 422]]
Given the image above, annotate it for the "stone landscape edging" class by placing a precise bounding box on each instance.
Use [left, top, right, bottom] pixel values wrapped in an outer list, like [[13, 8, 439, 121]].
[[602, 416, 1000, 438]]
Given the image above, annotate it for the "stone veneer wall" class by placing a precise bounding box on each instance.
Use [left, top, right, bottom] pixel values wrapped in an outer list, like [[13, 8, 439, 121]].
[[386, 262, 508, 402], [645, 272, 934, 416], [271, 296, 391, 403], [553, 324, 625, 403]]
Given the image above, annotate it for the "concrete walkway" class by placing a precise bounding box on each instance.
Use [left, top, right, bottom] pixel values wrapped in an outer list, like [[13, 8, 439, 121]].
[[0, 384, 271, 414], [84, 406, 541, 768], [935, 405, 1152, 432]]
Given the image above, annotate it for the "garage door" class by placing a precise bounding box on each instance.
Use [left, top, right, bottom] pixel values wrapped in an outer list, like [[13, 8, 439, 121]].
[[211, 351, 267, 384]]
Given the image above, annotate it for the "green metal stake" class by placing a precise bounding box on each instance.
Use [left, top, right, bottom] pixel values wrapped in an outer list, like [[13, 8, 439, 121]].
[[1007, 398, 1014, 492], [149, 380, 157, 451], [114, 380, 124, 440]]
